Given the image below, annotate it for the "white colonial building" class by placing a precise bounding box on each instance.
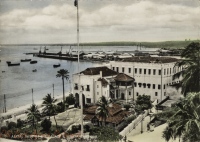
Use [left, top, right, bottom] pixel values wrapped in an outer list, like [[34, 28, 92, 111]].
[[109, 56, 183, 102], [72, 66, 135, 105]]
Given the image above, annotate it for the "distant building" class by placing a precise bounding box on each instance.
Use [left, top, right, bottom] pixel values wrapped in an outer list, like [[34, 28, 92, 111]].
[[72, 66, 135, 105], [109, 56, 183, 102]]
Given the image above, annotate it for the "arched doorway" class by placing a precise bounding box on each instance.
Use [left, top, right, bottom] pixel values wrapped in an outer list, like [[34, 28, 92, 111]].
[[75, 93, 79, 107]]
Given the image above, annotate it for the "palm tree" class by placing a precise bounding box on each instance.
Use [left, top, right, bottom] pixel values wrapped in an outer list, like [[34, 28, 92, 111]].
[[173, 42, 200, 96], [42, 94, 58, 128], [96, 96, 109, 126], [56, 69, 69, 104], [162, 92, 200, 142], [26, 104, 41, 134]]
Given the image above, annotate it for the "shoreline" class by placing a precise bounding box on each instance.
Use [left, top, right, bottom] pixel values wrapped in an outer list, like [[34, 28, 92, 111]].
[[0, 92, 70, 122]]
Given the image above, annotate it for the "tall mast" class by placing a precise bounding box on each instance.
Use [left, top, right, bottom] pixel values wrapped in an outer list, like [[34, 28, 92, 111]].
[[75, 0, 83, 137]]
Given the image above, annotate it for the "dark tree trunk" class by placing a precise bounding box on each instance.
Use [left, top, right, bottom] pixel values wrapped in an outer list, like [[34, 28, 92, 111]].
[[62, 77, 65, 104], [54, 115, 58, 128]]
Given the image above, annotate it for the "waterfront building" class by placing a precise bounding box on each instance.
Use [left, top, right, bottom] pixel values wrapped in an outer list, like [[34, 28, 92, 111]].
[[109, 56, 183, 102], [72, 66, 135, 105]]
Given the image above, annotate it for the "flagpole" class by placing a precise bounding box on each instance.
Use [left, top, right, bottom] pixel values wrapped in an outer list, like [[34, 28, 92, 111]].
[[75, 0, 83, 137]]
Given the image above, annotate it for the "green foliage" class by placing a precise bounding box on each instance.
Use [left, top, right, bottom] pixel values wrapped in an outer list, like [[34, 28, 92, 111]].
[[162, 92, 200, 142], [56, 69, 70, 104], [123, 104, 131, 111], [8, 121, 17, 130], [41, 118, 51, 132], [0, 126, 8, 133], [174, 42, 200, 96], [65, 94, 75, 105], [96, 96, 109, 125], [84, 125, 90, 132], [56, 101, 68, 113], [67, 124, 81, 134], [26, 104, 41, 133], [89, 126, 122, 141], [135, 95, 152, 113], [16, 119, 24, 128]]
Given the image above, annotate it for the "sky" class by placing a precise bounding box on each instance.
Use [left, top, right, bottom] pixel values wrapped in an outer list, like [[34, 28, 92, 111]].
[[0, 0, 200, 44]]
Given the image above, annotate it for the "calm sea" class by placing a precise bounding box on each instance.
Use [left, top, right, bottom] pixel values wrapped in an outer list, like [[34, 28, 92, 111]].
[[0, 45, 158, 111]]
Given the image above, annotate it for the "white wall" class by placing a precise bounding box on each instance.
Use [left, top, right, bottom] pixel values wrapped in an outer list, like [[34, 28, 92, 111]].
[[109, 61, 182, 102]]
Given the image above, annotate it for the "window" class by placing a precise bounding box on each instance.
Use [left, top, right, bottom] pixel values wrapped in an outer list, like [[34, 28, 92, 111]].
[[81, 86, 84, 91], [153, 69, 156, 75], [74, 83, 78, 90], [148, 69, 151, 75], [86, 98, 91, 103], [97, 92, 99, 95], [116, 67, 119, 72], [143, 83, 146, 88], [139, 68, 142, 74], [134, 82, 137, 87], [138, 83, 142, 88], [170, 68, 171, 74], [153, 84, 155, 89], [135, 68, 137, 74], [136, 92, 139, 96], [164, 92, 166, 96], [147, 84, 151, 88], [129, 91, 131, 95], [155, 92, 158, 96], [129, 68, 131, 73], [164, 69, 166, 75], [158, 70, 161, 75], [158, 85, 161, 89], [97, 85, 99, 88], [164, 85, 165, 89], [113, 67, 115, 70], [122, 67, 124, 72], [86, 85, 90, 91], [167, 68, 169, 75], [144, 69, 146, 74]]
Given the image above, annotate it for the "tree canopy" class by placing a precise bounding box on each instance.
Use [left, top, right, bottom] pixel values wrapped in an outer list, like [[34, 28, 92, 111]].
[[174, 42, 200, 96], [162, 92, 200, 142]]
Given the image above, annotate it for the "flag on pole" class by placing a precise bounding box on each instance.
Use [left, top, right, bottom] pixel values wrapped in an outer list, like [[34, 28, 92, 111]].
[[74, 0, 78, 7]]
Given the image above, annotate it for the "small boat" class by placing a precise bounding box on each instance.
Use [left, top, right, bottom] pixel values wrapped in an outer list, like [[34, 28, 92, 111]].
[[21, 59, 32, 62], [8, 63, 20, 66], [30, 60, 37, 64], [6, 61, 11, 64], [32, 69, 37, 72], [53, 64, 60, 68]]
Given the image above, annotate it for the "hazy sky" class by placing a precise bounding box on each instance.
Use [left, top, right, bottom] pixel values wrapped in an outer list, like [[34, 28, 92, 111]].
[[0, 0, 200, 44]]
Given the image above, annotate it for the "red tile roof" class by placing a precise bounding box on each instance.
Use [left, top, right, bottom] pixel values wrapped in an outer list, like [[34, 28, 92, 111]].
[[80, 66, 118, 77], [114, 73, 135, 82], [122, 57, 179, 63], [83, 103, 131, 124]]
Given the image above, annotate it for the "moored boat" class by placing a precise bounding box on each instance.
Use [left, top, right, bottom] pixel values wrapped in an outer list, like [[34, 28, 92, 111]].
[[8, 63, 20, 66], [53, 64, 60, 68], [6, 61, 11, 64], [21, 59, 32, 62], [30, 60, 37, 64], [32, 69, 37, 72]]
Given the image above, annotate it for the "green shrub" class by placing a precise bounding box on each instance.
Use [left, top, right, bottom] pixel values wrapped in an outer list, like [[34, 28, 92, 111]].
[[0, 126, 8, 134], [123, 104, 131, 111], [8, 122, 17, 130], [41, 118, 51, 132], [17, 119, 24, 128], [65, 94, 75, 105]]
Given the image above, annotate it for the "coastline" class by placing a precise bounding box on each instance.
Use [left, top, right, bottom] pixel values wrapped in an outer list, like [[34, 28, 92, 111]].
[[0, 93, 68, 124]]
